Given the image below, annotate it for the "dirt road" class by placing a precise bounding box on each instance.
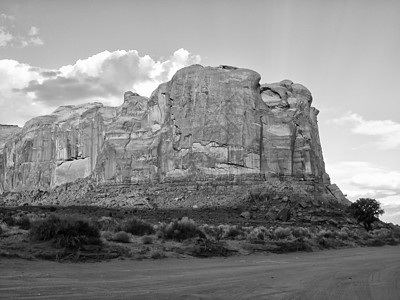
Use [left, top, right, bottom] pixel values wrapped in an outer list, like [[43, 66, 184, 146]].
[[1, 246, 399, 299]]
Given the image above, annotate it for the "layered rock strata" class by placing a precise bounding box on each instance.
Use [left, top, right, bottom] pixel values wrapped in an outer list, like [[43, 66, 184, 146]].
[[0, 64, 344, 203]]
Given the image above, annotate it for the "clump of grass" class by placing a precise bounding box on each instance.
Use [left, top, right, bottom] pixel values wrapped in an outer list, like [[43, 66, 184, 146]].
[[272, 227, 292, 240], [15, 215, 31, 230], [162, 217, 204, 241], [112, 231, 130, 243], [30, 214, 101, 250], [141, 236, 153, 244], [122, 217, 154, 236]]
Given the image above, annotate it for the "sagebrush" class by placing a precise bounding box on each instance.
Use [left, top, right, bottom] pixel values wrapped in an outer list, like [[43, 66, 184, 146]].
[[122, 217, 154, 236], [30, 215, 101, 249]]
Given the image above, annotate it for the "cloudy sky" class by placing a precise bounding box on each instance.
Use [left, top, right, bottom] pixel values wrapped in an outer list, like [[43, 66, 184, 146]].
[[1, 0, 399, 224]]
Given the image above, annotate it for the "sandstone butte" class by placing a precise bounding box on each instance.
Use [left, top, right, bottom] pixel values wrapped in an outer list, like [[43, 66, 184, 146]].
[[0, 65, 348, 207]]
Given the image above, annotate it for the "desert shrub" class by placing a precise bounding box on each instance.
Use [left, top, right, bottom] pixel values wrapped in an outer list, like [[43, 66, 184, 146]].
[[15, 215, 31, 230], [155, 229, 164, 239], [224, 226, 241, 240], [357, 230, 371, 241], [368, 228, 399, 246], [163, 217, 204, 241], [274, 238, 313, 253], [291, 227, 310, 238], [30, 214, 60, 241], [273, 227, 292, 240], [317, 237, 336, 248], [141, 236, 153, 244], [3, 215, 15, 226], [371, 228, 392, 239], [365, 238, 386, 247], [30, 214, 101, 250], [200, 225, 223, 241], [247, 231, 265, 243], [95, 217, 121, 232], [150, 250, 166, 259], [317, 229, 337, 239], [122, 217, 154, 236], [337, 229, 349, 240], [112, 231, 130, 243], [101, 231, 113, 241]]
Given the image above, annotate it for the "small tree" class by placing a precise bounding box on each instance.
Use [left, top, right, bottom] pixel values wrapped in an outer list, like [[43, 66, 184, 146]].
[[349, 198, 384, 231]]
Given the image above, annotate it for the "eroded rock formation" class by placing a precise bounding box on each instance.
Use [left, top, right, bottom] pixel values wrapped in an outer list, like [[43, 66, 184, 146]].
[[0, 64, 345, 203], [0, 125, 22, 193]]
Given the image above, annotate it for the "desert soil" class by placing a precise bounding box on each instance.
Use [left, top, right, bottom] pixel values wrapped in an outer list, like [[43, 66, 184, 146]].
[[0, 245, 399, 300]]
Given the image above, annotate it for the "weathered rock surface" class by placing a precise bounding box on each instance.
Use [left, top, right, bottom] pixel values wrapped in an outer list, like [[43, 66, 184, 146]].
[[0, 64, 347, 205], [0, 125, 22, 194]]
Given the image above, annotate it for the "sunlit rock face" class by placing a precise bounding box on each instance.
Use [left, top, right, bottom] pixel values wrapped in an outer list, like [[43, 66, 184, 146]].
[[0, 125, 22, 194], [0, 64, 331, 193]]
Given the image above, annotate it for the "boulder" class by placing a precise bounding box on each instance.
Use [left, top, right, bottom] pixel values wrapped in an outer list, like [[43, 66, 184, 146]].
[[277, 207, 291, 222]]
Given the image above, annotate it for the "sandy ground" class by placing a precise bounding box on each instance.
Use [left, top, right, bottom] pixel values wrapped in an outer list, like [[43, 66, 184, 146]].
[[0, 245, 399, 300]]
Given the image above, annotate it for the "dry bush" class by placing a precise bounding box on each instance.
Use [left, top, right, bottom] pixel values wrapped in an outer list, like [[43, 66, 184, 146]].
[[273, 238, 314, 253], [95, 217, 121, 232], [291, 227, 310, 238], [273, 227, 292, 240], [337, 230, 349, 240], [150, 250, 166, 259], [15, 215, 31, 230], [224, 225, 242, 240], [141, 236, 153, 244], [122, 217, 154, 236], [101, 231, 113, 241], [30, 214, 101, 250], [112, 231, 130, 243], [162, 217, 205, 241], [246, 227, 266, 243], [370, 228, 392, 239], [317, 229, 337, 239], [3, 215, 15, 226], [367, 228, 399, 246]]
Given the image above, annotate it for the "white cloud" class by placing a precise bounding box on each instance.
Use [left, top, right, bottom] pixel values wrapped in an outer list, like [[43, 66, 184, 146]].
[[0, 27, 13, 47], [28, 26, 39, 36], [0, 14, 15, 21], [327, 161, 400, 224], [0, 16, 43, 48], [0, 48, 201, 126], [327, 161, 400, 197], [332, 112, 400, 149]]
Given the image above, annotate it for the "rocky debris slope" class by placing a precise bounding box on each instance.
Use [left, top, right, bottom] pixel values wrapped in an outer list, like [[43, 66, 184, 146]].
[[0, 64, 347, 205]]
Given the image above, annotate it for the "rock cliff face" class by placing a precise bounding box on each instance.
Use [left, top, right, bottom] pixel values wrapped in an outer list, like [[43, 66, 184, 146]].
[[0, 125, 22, 194], [0, 64, 343, 203]]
